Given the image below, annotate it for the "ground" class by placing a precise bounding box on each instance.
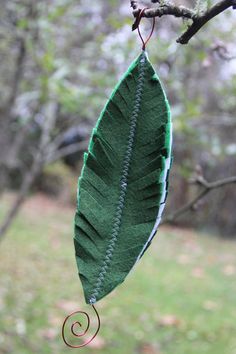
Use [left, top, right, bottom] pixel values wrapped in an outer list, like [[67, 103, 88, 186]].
[[0, 193, 236, 354]]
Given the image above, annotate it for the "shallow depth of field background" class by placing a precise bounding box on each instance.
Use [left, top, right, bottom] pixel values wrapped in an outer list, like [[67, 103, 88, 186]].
[[0, 1, 236, 354]]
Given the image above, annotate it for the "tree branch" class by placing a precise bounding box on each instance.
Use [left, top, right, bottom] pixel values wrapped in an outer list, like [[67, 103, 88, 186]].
[[44, 139, 89, 164], [177, 0, 235, 44], [163, 169, 236, 224], [6, 38, 26, 110], [131, 0, 235, 44], [132, 2, 194, 21], [0, 103, 58, 241]]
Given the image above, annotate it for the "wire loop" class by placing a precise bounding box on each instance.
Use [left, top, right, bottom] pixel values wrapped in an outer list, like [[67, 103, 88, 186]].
[[137, 8, 156, 50]]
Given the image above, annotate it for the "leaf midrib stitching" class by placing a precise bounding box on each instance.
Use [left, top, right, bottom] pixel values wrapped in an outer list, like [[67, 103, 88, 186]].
[[89, 52, 147, 304]]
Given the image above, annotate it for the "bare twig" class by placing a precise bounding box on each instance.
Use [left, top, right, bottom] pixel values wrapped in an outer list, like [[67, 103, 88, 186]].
[[163, 170, 236, 224], [45, 139, 89, 164], [131, 0, 235, 44], [0, 100, 91, 240], [177, 0, 235, 44]]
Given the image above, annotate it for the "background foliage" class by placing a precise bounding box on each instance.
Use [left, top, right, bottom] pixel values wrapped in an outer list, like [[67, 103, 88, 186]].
[[1, 0, 236, 236], [0, 0, 236, 353]]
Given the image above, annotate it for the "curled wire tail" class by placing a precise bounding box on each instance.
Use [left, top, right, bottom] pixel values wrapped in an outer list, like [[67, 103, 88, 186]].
[[62, 304, 100, 348]]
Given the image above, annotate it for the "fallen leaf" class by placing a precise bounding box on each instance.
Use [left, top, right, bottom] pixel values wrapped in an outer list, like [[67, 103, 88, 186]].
[[207, 255, 216, 264], [138, 343, 162, 354], [222, 265, 235, 276], [159, 314, 181, 327]]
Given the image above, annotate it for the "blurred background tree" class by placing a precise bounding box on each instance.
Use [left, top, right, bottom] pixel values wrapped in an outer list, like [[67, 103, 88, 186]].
[[0, 0, 236, 238]]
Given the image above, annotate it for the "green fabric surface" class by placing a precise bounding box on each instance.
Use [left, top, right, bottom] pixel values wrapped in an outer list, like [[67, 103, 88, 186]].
[[74, 51, 172, 304]]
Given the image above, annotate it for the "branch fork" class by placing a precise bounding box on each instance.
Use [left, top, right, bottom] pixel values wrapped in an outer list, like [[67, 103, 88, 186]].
[[131, 0, 235, 44]]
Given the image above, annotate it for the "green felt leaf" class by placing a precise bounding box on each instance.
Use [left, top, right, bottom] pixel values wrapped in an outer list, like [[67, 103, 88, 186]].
[[74, 51, 172, 304]]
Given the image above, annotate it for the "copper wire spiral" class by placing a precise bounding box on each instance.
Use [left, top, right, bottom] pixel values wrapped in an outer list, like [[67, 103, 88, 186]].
[[62, 304, 100, 348]]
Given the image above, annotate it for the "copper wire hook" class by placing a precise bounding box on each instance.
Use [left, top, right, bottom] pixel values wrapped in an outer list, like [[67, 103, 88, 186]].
[[137, 8, 156, 51], [62, 304, 101, 348]]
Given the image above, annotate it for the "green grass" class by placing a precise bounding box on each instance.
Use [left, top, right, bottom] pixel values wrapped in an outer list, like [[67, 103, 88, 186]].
[[0, 193, 236, 354]]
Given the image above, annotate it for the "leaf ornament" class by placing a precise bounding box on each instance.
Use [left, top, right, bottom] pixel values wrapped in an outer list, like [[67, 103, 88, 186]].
[[62, 13, 173, 348], [74, 49, 172, 305]]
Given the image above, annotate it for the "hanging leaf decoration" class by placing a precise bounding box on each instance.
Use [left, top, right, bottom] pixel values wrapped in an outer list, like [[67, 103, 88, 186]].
[[74, 51, 172, 304]]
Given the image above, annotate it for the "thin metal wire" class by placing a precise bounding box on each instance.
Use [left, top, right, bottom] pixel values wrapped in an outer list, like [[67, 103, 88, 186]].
[[137, 8, 156, 50], [62, 304, 100, 348]]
